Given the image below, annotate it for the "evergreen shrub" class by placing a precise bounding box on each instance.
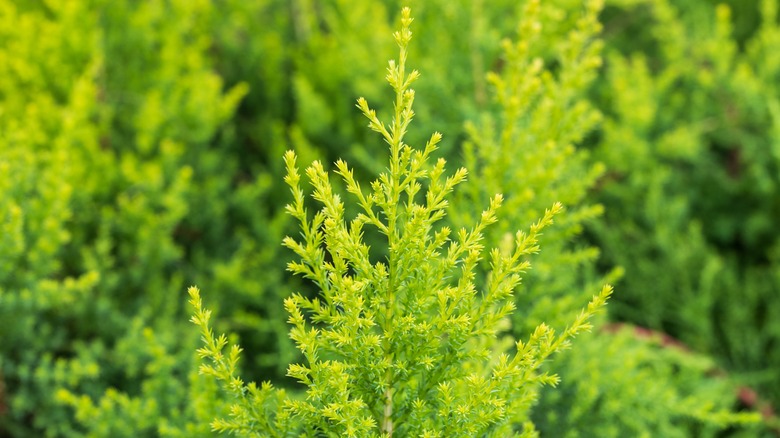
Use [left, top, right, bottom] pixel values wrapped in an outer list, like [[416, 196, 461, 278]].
[[189, 8, 612, 436], [590, 0, 780, 414], [0, 0, 773, 436], [534, 325, 760, 437], [0, 1, 288, 435], [446, 0, 762, 434]]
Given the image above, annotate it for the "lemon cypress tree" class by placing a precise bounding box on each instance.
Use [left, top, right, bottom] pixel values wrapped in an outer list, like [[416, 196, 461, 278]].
[[189, 8, 611, 436]]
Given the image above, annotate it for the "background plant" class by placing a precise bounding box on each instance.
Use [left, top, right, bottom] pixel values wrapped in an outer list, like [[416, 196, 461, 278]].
[[450, 0, 762, 434], [453, 0, 612, 336], [589, 0, 780, 416], [533, 326, 759, 438], [0, 1, 285, 435]]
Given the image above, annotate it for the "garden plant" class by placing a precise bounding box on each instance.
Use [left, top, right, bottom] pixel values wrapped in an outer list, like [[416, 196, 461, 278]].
[[0, 0, 776, 436]]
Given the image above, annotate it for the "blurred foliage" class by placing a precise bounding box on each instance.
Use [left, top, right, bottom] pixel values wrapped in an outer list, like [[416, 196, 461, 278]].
[[452, 0, 613, 336], [0, 0, 278, 435], [534, 326, 761, 437], [590, 0, 780, 413]]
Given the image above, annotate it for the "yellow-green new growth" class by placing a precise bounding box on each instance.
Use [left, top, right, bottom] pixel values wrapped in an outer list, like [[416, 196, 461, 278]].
[[189, 7, 611, 437]]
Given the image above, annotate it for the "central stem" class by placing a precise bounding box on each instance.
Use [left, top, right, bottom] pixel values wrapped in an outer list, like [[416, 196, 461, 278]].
[[382, 386, 394, 435], [383, 225, 396, 436]]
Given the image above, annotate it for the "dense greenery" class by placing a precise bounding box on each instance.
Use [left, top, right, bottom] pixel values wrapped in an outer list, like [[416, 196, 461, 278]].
[[0, 0, 776, 436], [592, 0, 780, 413]]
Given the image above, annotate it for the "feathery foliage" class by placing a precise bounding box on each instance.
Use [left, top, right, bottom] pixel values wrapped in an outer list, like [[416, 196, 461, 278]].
[[189, 8, 611, 436], [454, 0, 616, 336], [534, 326, 761, 437], [591, 0, 780, 414], [1, 0, 773, 436]]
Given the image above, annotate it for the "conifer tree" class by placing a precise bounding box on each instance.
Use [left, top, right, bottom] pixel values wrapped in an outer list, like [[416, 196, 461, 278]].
[[189, 8, 611, 436]]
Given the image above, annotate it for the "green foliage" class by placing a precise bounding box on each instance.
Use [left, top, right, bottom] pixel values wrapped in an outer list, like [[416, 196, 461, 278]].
[[0, 2, 108, 435], [591, 0, 780, 411], [189, 9, 611, 436], [447, 1, 760, 434], [454, 0, 614, 335], [1, 0, 775, 436], [0, 0, 286, 435], [533, 326, 760, 437]]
